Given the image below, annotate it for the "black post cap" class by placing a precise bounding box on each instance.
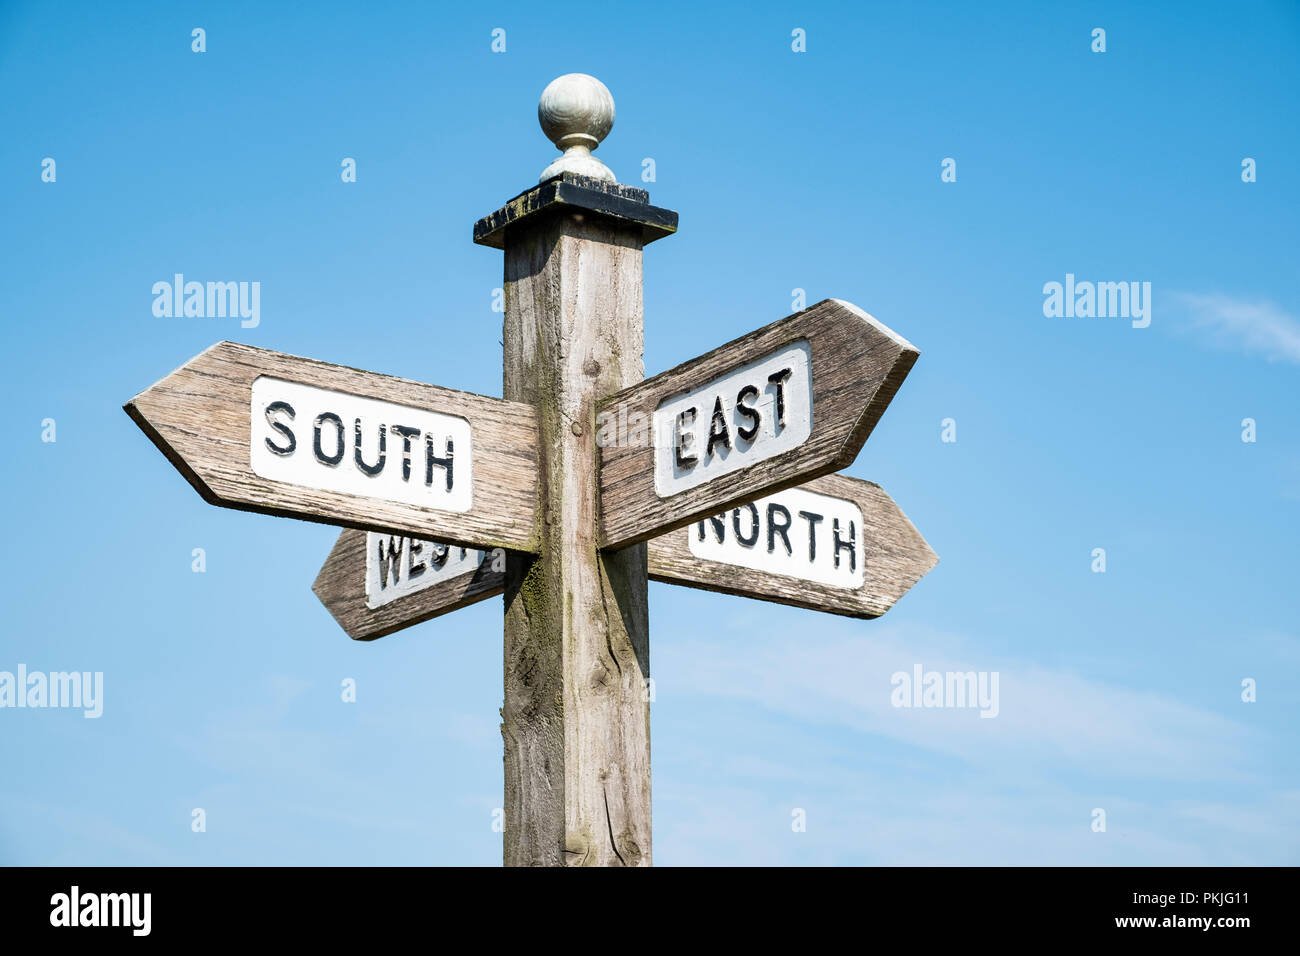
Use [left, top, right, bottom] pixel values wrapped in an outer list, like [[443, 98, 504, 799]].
[[474, 172, 678, 249]]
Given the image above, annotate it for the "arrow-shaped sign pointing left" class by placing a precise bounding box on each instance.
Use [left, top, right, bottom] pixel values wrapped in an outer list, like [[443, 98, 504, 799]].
[[124, 341, 540, 553]]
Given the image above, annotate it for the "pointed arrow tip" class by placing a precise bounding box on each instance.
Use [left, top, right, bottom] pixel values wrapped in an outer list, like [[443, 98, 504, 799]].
[[122, 375, 228, 511], [830, 298, 920, 356]]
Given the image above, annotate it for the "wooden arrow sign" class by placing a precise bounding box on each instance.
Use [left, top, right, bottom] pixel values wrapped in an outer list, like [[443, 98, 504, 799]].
[[124, 341, 539, 552], [646, 473, 936, 618], [312, 530, 508, 641], [314, 475, 936, 640], [596, 298, 919, 548]]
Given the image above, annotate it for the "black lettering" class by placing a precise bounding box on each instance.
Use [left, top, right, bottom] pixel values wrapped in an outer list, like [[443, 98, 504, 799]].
[[732, 503, 760, 548], [313, 413, 344, 466], [706, 396, 731, 458], [408, 539, 426, 579], [430, 542, 450, 570], [767, 367, 792, 431], [376, 535, 404, 588], [698, 514, 726, 543], [767, 503, 792, 555], [425, 435, 454, 491], [798, 510, 824, 563], [354, 419, 386, 476], [264, 401, 296, 456], [675, 407, 698, 469], [735, 384, 761, 443], [391, 425, 420, 481], [833, 518, 856, 572]]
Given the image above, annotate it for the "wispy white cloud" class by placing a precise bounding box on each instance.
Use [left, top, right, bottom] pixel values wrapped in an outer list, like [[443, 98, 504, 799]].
[[654, 764, 1300, 865], [661, 620, 1259, 782], [651, 617, 1300, 864], [1173, 293, 1300, 364]]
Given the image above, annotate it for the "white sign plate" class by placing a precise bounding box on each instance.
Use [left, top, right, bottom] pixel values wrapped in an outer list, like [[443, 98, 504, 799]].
[[688, 485, 865, 589], [250, 377, 474, 513], [365, 533, 494, 609], [653, 341, 812, 497]]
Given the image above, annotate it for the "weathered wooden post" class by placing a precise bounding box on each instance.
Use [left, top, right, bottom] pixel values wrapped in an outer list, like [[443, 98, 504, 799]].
[[473, 75, 677, 866]]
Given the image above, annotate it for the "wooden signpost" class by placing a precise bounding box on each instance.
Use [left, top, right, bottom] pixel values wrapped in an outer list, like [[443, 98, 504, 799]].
[[124, 74, 937, 867]]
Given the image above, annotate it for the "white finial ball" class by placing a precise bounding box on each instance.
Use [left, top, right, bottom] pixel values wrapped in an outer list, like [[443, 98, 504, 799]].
[[539, 73, 614, 150], [538, 74, 616, 182]]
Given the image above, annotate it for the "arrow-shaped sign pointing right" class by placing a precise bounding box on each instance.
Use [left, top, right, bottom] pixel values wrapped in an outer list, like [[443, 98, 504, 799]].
[[595, 298, 919, 548]]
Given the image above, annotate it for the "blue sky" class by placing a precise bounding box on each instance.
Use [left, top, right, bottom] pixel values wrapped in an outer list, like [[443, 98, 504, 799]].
[[1, 0, 1297, 865]]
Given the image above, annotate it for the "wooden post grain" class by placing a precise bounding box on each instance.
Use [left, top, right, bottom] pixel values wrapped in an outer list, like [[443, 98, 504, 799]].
[[499, 207, 652, 866], [478, 76, 681, 868], [475, 76, 677, 867]]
